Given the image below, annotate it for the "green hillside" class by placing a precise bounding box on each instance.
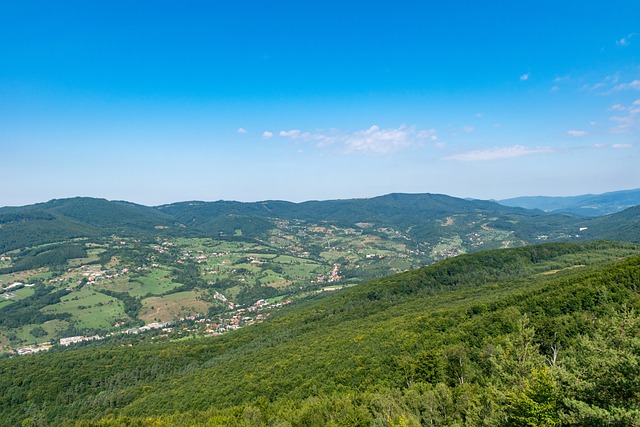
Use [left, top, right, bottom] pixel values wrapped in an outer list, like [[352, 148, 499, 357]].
[[2, 194, 640, 357], [1, 241, 640, 426], [0, 209, 99, 253], [578, 205, 640, 243], [0, 198, 179, 253], [498, 188, 640, 217], [3, 193, 637, 257], [158, 193, 580, 244]]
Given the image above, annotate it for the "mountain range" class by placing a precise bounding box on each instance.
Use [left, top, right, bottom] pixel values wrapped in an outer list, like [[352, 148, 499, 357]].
[[1, 191, 640, 256], [498, 187, 640, 217], [1, 190, 640, 425]]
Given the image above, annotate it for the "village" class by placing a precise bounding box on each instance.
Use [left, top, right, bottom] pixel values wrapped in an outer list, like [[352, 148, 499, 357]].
[[1, 224, 455, 356], [12, 293, 293, 356]]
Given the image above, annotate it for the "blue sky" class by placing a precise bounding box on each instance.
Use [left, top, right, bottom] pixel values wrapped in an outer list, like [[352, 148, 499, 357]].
[[1, 1, 639, 206]]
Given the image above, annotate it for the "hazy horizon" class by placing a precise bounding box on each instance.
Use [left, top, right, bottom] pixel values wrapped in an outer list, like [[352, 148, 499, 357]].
[[2, 1, 638, 206]]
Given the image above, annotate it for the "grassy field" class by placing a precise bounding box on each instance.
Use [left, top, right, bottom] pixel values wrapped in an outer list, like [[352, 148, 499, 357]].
[[6, 285, 35, 301], [0, 217, 530, 352], [125, 269, 181, 298], [140, 291, 209, 323], [10, 319, 71, 347], [0, 268, 46, 287], [42, 287, 125, 330]]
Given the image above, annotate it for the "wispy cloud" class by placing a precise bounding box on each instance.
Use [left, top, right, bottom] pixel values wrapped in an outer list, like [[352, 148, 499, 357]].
[[443, 145, 552, 162], [237, 128, 247, 134], [611, 79, 640, 92], [608, 99, 640, 134], [579, 73, 625, 95], [279, 130, 301, 138], [520, 73, 530, 81], [567, 130, 588, 137], [616, 33, 638, 47], [612, 143, 633, 149], [262, 131, 273, 139], [276, 125, 438, 155]]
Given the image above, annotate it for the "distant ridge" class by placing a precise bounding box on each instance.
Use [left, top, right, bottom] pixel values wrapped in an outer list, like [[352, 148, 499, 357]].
[[498, 188, 640, 217], [2, 192, 640, 254]]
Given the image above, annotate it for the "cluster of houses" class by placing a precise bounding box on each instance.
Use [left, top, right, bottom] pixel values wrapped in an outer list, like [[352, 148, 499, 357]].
[[10, 295, 294, 356], [15, 344, 51, 355], [59, 334, 103, 346], [433, 246, 463, 260]]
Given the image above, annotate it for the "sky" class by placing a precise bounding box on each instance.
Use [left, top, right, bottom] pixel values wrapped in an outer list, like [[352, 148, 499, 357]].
[[1, 1, 639, 206]]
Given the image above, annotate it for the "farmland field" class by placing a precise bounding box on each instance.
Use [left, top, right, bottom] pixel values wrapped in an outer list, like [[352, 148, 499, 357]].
[[0, 210, 540, 353]]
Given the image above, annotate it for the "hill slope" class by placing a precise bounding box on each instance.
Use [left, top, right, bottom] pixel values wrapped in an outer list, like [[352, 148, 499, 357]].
[[0, 192, 584, 259], [498, 188, 640, 216], [1, 241, 639, 426], [0, 198, 180, 253]]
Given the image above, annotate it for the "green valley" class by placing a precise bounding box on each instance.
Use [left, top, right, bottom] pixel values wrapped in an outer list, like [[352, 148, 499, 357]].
[[1, 241, 639, 426], [1, 194, 640, 355]]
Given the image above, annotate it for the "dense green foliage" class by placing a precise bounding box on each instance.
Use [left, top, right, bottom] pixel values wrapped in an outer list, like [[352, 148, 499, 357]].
[[3, 194, 638, 257], [0, 209, 98, 253], [0, 242, 87, 273], [1, 242, 640, 426], [97, 289, 142, 320], [0, 286, 71, 328], [235, 284, 281, 305]]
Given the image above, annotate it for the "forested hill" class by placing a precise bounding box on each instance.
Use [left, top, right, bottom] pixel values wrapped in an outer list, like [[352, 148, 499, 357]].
[[2, 192, 639, 254], [1, 241, 640, 426], [498, 187, 640, 217], [0, 197, 182, 253], [157, 192, 582, 244], [157, 192, 530, 225]]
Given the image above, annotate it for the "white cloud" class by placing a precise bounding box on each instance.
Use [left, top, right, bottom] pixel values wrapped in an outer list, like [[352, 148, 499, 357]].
[[262, 131, 273, 139], [416, 129, 439, 141], [237, 128, 247, 134], [443, 145, 552, 162], [462, 126, 475, 134], [567, 130, 588, 137], [609, 115, 636, 134], [520, 73, 530, 81], [612, 79, 640, 92], [279, 130, 301, 138], [616, 33, 637, 46], [277, 124, 438, 155], [343, 125, 412, 154], [608, 100, 640, 134], [612, 143, 633, 149]]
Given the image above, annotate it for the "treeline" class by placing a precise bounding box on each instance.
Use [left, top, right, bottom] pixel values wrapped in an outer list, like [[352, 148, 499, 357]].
[[97, 289, 142, 320], [235, 284, 281, 306], [1, 243, 87, 274], [1, 242, 639, 426], [65, 308, 640, 426], [0, 286, 71, 328]]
